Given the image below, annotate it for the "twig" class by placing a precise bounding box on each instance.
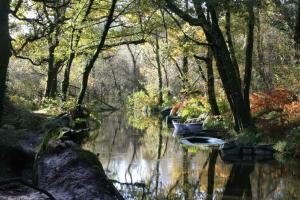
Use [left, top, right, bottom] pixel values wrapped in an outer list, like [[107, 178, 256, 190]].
[[109, 179, 146, 188]]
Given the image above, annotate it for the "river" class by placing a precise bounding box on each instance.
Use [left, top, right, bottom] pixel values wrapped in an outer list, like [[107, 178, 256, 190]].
[[86, 111, 300, 200]]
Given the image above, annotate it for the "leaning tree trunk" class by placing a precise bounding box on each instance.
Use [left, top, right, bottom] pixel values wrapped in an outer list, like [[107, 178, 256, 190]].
[[225, 1, 241, 84], [0, 0, 11, 125], [62, 0, 95, 101], [77, 0, 117, 105]]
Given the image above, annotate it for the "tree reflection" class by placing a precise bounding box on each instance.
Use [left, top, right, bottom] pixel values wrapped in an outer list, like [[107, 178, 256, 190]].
[[155, 121, 163, 199], [222, 164, 254, 200], [206, 149, 218, 200], [182, 147, 190, 200]]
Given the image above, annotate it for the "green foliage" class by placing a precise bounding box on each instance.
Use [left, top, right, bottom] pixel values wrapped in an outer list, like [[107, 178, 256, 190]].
[[181, 144, 209, 152], [127, 91, 158, 111], [202, 115, 230, 130], [39, 129, 64, 152], [127, 113, 158, 130], [235, 128, 261, 144], [273, 129, 300, 158], [69, 118, 87, 129], [9, 95, 37, 111], [180, 97, 208, 120], [217, 98, 231, 114], [162, 92, 178, 108], [274, 141, 288, 153], [39, 98, 77, 115]]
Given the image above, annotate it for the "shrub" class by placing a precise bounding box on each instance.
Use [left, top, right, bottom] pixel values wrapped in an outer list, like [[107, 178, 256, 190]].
[[180, 97, 208, 120], [127, 91, 158, 112], [9, 95, 37, 110], [250, 88, 297, 114], [39, 98, 76, 115], [202, 115, 229, 130]]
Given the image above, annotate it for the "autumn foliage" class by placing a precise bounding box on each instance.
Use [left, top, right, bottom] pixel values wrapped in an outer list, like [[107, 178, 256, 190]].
[[250, 88, 300, 133], [250, 88, 297, 114]]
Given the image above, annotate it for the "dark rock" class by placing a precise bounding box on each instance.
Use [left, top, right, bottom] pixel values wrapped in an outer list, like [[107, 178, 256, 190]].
[[0, 184, 50, 200], [34, 140, 124, 200]]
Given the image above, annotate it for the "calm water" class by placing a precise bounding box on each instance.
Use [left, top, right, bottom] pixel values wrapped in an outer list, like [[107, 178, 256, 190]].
[[86, 112, 300, 200]]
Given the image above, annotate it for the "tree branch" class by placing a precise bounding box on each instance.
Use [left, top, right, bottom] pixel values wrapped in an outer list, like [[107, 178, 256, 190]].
[[164, 0, 202, 26]]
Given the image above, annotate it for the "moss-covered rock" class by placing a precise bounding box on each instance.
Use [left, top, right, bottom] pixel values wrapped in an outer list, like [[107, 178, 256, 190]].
[[34, 140, 123, 200]]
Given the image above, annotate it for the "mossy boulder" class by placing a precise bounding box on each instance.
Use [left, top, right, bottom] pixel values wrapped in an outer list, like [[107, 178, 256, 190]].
[[34, 140, 123, 200]]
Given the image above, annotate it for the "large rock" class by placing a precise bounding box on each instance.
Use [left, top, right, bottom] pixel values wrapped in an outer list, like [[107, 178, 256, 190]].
[[34, 140, 124, 200]]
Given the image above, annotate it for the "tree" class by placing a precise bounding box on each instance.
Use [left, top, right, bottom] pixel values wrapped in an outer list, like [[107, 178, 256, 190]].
[[164, 0, 255, 131], [44, 0, 69, 98], [61, 0, 95, 101], [0, 0, 11, 125], [154, 33, 163, 105], [273, 0, 300, 57], [11, 0, 70, 99], [77, 0, 118, 105]]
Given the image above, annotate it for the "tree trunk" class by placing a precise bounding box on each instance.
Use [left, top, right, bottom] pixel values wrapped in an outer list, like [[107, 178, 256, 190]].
[[44, 44, 55, 98], [0, 0, 11, 125], [62, 51, 75, 100], [155, 0, 254, 130], [62, 0, 94, 101], [182, 56, 189, 89], [77, 0, 117, 105], [201, 5, 251, 130], [44, 39, 60, 98], [162, 62, 171, 98], [155, 34, 163, 105], [295, 0, 300, 59], [50, 67, 59, 98], [256, 8, 272, 91], [127, 44, 139, 90], [206, 48, 220, 115], [225, 3, 241, 85], [244, 1, 255, 116]]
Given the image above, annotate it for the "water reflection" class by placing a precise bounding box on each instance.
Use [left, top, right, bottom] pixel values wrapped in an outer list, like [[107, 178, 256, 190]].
[[86, 112, 300, 200]]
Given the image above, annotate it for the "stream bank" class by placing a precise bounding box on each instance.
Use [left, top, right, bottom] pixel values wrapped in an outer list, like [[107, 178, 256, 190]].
[[0, 103, 123, 200]]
